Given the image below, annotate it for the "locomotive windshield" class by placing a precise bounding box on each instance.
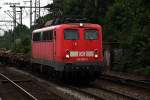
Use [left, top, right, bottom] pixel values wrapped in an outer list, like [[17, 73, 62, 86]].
[[64, 29, 79, 40], [85, 29, 98, 40]]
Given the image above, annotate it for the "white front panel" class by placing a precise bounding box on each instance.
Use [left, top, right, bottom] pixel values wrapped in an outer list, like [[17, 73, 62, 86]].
[[69, 51, 94, 57]]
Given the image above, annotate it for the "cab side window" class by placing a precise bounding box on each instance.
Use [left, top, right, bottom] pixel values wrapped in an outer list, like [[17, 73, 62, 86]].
[[33, 32, 41, 41], [42, 31, 53, 41]]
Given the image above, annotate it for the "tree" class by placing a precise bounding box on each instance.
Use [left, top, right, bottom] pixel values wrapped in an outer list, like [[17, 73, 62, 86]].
[[0, 24, 31, 53], [104, 0, 150, 74], [50, 0, 114, 24]]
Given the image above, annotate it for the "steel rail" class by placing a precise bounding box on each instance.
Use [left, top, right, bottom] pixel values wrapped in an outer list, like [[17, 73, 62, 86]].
[[93, 85, 138, 100], [100, 74, 150, 90], [68, 86, 105, 100], [69, 85, 138, 100], [0, 72, 38, 100]]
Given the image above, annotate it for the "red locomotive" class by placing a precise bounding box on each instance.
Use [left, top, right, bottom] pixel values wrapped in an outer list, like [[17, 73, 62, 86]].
[[31, 18, 103, 81]]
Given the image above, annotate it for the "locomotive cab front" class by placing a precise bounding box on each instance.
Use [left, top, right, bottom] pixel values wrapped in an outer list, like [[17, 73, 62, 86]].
[[61, 23, 103, 75]]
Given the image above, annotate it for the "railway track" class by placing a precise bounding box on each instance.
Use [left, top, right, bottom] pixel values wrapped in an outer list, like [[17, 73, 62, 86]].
[[95, 74, 150, 100], [24, 68, 137, 100], [0, 64, 149, 100], [10, 67, 104, 100], [8, 66, 150, 100], [67, 84, 138, 100], [20, 66, 134, 100], [33, 75, 136, 100], [0, 67, 63, 100], [0, 72, 37, 100], [54, 73, 150, 100], [8, 65, 136, 100], [1, 65, 105, 100], [100, 74, 150, 90]]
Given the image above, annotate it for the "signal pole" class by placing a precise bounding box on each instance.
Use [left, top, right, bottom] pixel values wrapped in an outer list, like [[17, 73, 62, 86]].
[[30, 0, 32, 27], [13, 5, 17, 27], [34, 0, 37, 24], [20, 7, 23, 25], [34, 0, 40, 24], [39, 0, 41, 17]]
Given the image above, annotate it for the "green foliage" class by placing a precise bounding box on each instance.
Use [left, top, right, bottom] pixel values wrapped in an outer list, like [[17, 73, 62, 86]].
[[12, 25, 31, 53], [104, 0, 149, 40], [14, 36, 31, 53], [104, 0, 150, 74], [0, 24, 31, 54], [123, 24, 150, 70], [0, 30, 13, 49], [52, 0, 114, 24]]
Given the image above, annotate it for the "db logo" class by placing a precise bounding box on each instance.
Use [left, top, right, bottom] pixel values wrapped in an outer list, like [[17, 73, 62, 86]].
[[79, 52, 85, 56]]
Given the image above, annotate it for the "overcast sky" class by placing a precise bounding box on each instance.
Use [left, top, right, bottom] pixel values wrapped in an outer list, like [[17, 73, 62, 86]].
[[0, 0, 52, 36]]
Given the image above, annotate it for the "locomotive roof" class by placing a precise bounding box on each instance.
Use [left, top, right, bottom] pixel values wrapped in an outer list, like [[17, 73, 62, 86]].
[[32, 23, 101, 33], [32, 25, 59, 33]]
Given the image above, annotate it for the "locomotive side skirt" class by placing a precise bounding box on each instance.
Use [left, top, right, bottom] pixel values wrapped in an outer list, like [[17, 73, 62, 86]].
[[31, 58, 102, 71]]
